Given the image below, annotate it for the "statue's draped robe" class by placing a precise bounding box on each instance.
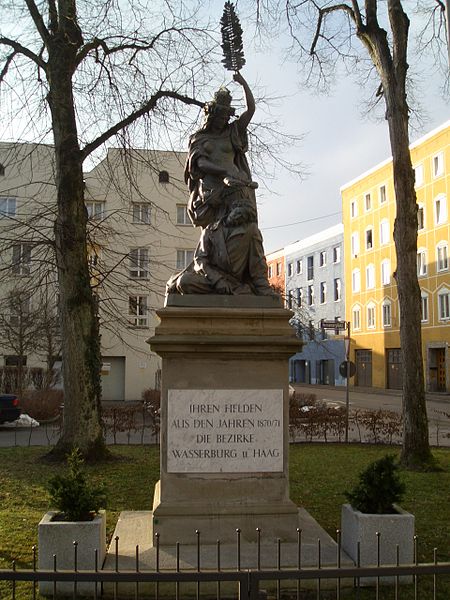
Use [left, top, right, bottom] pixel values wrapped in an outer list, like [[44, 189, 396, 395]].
[[167, 121, 271, 295]]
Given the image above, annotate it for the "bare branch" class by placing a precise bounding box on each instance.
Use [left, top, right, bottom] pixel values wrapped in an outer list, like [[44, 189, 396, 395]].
[[310, 4, 357, 55], [81, 90, 204, 160], [0, 51, 18, 83], [23, 0, 50, 44], [75, 27, 194, 67], [0, 37, 47, 71]]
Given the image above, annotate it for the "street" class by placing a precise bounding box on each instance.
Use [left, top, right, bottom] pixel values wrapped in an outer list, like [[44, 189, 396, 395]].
[[292, 384, 450, 446]]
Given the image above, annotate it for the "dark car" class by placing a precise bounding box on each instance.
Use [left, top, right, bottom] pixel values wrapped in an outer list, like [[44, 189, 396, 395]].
[[0, 394, 21, 424]]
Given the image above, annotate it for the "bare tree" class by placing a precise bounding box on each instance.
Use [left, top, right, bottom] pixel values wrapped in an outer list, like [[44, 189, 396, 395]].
[[256, 0, 439, 468], [0, 0, 215, 459]]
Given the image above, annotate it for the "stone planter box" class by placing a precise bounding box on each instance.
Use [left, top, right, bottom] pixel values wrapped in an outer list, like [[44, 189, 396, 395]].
[[341, 503, 414, 584], [38, 510, 106, 596]]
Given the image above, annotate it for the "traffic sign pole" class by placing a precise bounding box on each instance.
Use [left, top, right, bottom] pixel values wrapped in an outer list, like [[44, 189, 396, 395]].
[[345, 321, 351, 443]]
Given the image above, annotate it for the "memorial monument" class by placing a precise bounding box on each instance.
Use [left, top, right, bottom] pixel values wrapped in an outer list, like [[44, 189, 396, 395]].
[[148, 2, 302, 545]]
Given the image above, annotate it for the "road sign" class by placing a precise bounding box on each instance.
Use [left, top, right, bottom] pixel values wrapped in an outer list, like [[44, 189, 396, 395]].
[[321, 319, 347, 330], [339, 360, 356, 378]]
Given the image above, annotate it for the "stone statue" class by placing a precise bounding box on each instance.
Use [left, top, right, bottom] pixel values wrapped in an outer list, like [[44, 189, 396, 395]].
[[167, 73, 274, 296]]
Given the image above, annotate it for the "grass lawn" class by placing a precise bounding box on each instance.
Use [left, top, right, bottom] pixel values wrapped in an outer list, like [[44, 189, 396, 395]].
[[0, 443, 449, 598]]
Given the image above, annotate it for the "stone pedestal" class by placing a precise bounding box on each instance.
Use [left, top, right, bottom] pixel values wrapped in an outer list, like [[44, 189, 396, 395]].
[[148, 295, 302, 545]]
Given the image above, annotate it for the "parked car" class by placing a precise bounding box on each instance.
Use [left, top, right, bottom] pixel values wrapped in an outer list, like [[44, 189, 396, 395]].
[[0, 394, 21, 424]]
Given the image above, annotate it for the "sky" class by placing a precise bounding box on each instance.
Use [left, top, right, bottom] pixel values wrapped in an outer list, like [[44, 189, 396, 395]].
[[1, 0, 448, 257], [241, 48, 449, 254]]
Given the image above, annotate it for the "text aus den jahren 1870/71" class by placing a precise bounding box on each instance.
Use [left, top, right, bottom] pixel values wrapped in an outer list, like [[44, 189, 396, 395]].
[[167, 390, 283, 473]]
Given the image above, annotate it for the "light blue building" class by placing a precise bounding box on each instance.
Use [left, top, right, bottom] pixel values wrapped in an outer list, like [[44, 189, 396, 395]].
[[285, 224, 346, 386]]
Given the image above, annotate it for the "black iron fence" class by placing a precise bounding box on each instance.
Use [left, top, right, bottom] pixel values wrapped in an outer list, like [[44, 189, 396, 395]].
[[2, 561, 450, 600], [1, 534, 450, 600]]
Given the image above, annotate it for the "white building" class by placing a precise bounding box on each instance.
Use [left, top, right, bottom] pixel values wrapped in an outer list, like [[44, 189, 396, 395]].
[[284, 223, 347, 385], [0, 143, 198, 400]]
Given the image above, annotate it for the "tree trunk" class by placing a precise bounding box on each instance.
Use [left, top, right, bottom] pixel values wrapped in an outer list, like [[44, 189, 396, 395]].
[[384, 80, 433, 469], [46, 33, 105, 459], [356, 0, 433, 469]]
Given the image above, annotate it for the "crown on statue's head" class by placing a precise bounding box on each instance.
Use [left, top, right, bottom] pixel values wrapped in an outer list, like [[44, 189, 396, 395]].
[[204, 87, 235, 117]]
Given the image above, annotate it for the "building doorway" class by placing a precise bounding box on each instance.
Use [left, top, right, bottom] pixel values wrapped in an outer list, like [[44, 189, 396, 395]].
[[291, 360, 311, 384], [429, 347, 447, 392], [316, 359, 335, 385], [386, 348, 403, 390], [355, 350, 372, 387], [101, 356, 126, 401]]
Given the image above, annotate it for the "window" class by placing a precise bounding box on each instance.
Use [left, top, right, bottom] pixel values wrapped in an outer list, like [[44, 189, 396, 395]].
[[435, 194, 447, 225], [352, 269, 360, 293], [351, 232, 359, 257], [352, 305, 361, 330], [437, 242, 449, 272], [367, 303, 376, 329], [159, 170, 169, 183], [268, 264, 273, 278], [351, 200, 358, 218], [366, 264, 375, 289], [307, 284, 314, 306], [381, 259, 391, 286], [296, 259, 303, 274], [176, 204, 190, 225], [128, 295, 148, 327], [365, 227, 374, 250], [320, 282, 326, 304], [382, 300, 392, 328], [132, 203, 151, 224], [87, 245, 102, 270], [287, 262, 293, 277], [433, 152, 444, 178], [85, 201, 105, 220], [334, 278, 341, 301], [9, 295, 31, 327], [417, 204, 425, 230], [276, 262, 282, 276], [379, 185, 387, 204], [414, 164, 424, 187], [4, 355, 27, 366], [421, 292, 429, 322], [307, 256, 314, 280], [379, 219, 389, 245], [176, 249, 194, 270], [287, 290, 293, 309], [308, 320, 315, 340], [417, 249, 427, 277], [319, 251, 326, 267], [333, 246, 341, 263], [12, 243, 32, 276], [438, 288, 450, 320], [296, 288, 302, 307], [129, 248, 149, 278], [0, 196, 16, 217], [365, 193, 372, 211]]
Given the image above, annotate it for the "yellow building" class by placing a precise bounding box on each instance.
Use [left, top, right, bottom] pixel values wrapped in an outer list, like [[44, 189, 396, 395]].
[[341, 120, 450, 392]]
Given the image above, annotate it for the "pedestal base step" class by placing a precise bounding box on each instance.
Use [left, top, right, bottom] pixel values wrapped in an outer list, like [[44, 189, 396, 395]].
[[101, 509, 352, 598]]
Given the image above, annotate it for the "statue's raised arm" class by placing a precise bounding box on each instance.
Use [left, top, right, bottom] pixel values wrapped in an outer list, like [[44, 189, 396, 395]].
[[233, 72, 255, 133]]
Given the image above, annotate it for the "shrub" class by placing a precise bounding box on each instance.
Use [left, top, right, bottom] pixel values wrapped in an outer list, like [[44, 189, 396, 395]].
[[142, 388, 161, 438], [345, 454, 406, 514], [21, 389, 63, 421], [47, 448, 106, 521]]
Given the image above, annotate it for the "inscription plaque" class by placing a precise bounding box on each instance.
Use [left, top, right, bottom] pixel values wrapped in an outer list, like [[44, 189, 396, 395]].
[[167, 389, 283, 473]]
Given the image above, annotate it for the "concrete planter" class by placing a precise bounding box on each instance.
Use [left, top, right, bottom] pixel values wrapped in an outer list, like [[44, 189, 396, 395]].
[[341, 503, 414, 584], [38, 510, 106, 596]]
